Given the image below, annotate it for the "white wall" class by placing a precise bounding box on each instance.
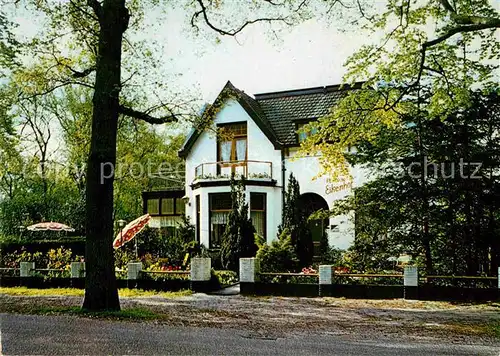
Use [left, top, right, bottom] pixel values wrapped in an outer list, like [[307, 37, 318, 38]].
[[184, 99, 284, 247], [284, 149, 370, 250], [191, 185, 282, 247], [183, 99, 369, 251]]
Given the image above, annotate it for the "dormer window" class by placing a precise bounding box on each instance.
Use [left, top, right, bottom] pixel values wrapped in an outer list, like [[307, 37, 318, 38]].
[[297, 122, 318, 143], [217, 123, 247, 162]]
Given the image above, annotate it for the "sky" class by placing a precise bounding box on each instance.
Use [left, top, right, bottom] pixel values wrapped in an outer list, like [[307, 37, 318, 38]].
[[10, 2, 378, 106], [10, 1, 499, 106], [9, 0, 498, 145], [6, 2, 380, 157], [146, 6, 374, 103]]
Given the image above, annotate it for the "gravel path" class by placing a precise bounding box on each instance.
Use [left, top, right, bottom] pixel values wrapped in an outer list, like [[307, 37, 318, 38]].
[[1, 293, 499, 345]]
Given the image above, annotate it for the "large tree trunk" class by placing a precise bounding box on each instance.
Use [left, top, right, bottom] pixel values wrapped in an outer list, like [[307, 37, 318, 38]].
[[83, 0, 129, 311]]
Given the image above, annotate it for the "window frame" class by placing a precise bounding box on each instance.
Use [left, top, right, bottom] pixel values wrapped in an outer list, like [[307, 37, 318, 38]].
[[208, 192, 232, 249], [296, 120, 319, 143], [195, 195, 200, 243], [250, 192, 267, 240], [217, 122, 248, 165], [146, 197, 184, 217], [146, 198, 160, 215]]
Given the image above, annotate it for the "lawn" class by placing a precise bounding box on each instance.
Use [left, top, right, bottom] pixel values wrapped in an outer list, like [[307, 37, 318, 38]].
[[0, 287, 192, 298]]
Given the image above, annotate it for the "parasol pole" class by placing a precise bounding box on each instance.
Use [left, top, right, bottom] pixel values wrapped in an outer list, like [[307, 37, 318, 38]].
[[117, 219, 127, 250], [135, 236, 138, 261]]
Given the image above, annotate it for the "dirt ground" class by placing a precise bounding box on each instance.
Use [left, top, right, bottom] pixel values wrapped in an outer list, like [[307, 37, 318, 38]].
[[1, 292, 499, 345]]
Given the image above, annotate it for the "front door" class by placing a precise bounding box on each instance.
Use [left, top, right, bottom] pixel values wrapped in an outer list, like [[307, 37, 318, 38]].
[[298, 193, 329, 259], [308, 219, 324, 257]]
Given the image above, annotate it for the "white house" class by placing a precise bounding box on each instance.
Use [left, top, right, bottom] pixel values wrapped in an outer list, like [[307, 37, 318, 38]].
[[143, 81, 367, 254]]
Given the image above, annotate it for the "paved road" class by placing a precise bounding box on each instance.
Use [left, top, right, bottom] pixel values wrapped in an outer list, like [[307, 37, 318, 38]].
[[1, 314, 498, 355]]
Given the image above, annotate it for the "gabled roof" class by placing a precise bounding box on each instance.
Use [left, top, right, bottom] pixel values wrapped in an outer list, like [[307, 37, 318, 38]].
[[254, 82, 363, 146], [178, 81, 363, 157], [178, 81, 281, 157]]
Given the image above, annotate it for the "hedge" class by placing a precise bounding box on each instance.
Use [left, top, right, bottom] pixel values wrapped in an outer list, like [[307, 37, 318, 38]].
[[0, 237, 86, 255]]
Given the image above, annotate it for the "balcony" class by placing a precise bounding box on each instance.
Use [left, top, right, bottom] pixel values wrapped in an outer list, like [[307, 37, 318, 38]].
[[193, 160, 274, 186]]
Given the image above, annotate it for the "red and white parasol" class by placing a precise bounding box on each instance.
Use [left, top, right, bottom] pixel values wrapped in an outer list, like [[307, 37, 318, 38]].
[[26, 222, 75, 232], [113, 214, 151, 249]]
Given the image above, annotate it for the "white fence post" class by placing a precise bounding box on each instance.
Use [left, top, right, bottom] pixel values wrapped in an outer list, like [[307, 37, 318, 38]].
[[319, 265, 334, 297], [20, 262, 35, 277], [404, 266, 419, 299], [239, 258, 259, 283], [190, 257, 212, 292], [70, 262, 85, 278], [239, 258, 260, 295], [319, 265, 333, 285], [127, 262, 142, 280], [498, 267, 500, 289]]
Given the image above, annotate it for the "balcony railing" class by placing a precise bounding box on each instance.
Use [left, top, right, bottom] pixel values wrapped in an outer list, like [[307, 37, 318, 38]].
[[194, 160, 273, 181]]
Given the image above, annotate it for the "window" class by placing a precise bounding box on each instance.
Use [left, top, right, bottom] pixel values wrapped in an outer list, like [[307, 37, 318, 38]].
[[217, 123, 247, 163], [161, 198, 175, 215], [146, 197, 184, 216], [195, 195, 200, 243], [177, 199, 185, 215], [209, 193, 232, 248], [250, 193, 266, 239], [147, 199, 160, 215], [297, 122, 318, 143]]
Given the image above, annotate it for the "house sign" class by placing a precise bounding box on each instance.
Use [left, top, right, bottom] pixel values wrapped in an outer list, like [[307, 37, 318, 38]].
[[325, 178, 352, 195]]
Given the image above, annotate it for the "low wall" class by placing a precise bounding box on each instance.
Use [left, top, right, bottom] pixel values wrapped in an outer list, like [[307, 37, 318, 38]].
[[241, 282, 318, 297], [0, 259, 214, 293], [240, 282, 499, 301], [239, 261, 500, 301], [320, 284, 404, 299], [417, 285, 499, 301]]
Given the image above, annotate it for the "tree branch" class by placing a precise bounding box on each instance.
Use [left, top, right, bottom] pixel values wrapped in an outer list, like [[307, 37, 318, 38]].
[[381, 10, 499, 112], [71, 66, 96, 78], [438, 0, 500, 29], [87, 0, 102, 22], [424, 22, 500, 48], [19, 81, 94, 101], [438, 0, 455, 14], [192, 0, 292, 36], [118, 105, 178, 124]]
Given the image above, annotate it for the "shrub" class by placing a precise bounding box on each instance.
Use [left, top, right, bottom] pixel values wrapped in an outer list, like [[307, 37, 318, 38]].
[[1, 248, 45, 269], [213, 270, 238, 286], [0, 236, 86, 256], [221, 177, 257, 271], [114, 247, 136, 270], [46, 247, 83, 278], [278, 173, 313, 267], [137, 216, 198, 268], [1, 246, 82, 278], [256, 229, 299, 273], [320, 246, 344, 266]]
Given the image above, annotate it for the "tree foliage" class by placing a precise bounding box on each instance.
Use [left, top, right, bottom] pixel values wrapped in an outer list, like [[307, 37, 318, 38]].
[[220, 176, 257, 271], [278, 173, 313, 267], [256, 228, 299, 273], [333, 90, 500, 276], [299, 0, 499, 182]]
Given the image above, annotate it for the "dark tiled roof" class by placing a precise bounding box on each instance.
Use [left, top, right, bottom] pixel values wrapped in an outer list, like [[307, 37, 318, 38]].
[[233, 87, 281, 145], [179, 81, 281, 157], [178, 81, 363, 157], [254, 83, 363, 145]]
